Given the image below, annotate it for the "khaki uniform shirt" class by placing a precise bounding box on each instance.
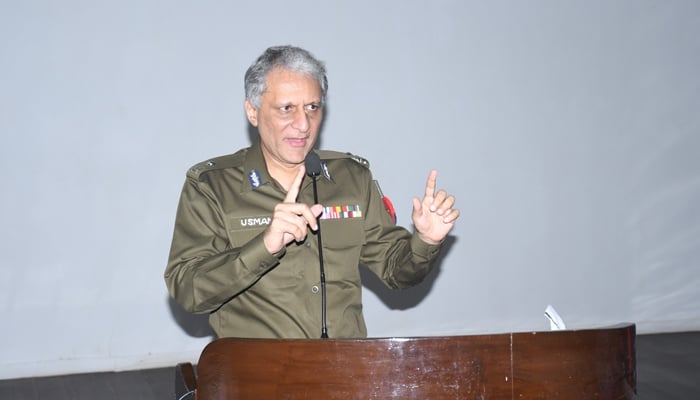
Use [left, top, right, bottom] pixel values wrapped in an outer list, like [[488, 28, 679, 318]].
[[165, 141, 442, 338]]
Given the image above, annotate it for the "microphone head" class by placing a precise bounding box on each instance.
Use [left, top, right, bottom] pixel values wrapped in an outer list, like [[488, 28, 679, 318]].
[[304, 152, 322, 177]]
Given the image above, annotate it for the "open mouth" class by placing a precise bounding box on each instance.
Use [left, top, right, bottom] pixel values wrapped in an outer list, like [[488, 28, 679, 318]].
[[286, 137, 309, 147]]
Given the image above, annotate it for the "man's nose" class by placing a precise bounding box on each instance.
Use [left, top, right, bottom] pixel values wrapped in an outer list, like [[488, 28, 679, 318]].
[[291, 108, 310, 132]]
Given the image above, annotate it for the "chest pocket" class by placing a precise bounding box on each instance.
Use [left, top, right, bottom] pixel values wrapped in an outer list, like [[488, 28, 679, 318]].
[[227, 216, 270, 247], [320, 218, 365, 249]]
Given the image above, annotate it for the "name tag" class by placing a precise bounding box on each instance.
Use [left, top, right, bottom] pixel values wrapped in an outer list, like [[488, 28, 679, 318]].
[[239, 216, 271, 227]]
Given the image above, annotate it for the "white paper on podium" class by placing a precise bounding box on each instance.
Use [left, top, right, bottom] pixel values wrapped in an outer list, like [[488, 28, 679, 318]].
[[544, 304, 567, 330]]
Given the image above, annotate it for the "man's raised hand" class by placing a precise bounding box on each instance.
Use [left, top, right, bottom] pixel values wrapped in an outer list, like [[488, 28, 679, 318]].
[[263, 166, 324, 254], [411, 170, 459, 245]]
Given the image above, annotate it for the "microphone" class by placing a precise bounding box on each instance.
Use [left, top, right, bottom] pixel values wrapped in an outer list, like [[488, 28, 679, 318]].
[[304, 152, 328, 339], [304, 151, 323, 177]]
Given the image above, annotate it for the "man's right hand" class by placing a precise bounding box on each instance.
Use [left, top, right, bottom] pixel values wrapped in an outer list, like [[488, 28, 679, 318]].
[[263, 166, 324, 254]]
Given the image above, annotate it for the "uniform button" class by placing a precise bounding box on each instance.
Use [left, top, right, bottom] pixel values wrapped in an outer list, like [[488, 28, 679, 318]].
[[311, 285, 319, 294], [305, 242, 311, 248]]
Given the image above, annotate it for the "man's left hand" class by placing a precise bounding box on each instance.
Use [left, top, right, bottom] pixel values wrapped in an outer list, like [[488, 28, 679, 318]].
[[412, 170, 459, 245]]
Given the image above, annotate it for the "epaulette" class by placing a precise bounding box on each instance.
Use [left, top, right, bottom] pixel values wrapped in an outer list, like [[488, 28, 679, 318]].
[[346, 152, 370, 168], [316, 150, 371, 168], [187, 150, 246, 180]]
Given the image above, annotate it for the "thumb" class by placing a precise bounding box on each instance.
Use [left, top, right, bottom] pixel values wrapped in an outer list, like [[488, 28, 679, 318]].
[[411, 197, 422, 220], [311, 203, 324, 218], [309, 204, 324, 231]]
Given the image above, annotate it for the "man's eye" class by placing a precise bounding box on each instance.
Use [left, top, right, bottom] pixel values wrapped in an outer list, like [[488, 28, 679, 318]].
[[280, 105, 293, 112], [306, 104, 320, 112]]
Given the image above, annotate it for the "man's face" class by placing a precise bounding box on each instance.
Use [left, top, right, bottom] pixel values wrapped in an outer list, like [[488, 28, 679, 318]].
[[245, 68, 323, 171]]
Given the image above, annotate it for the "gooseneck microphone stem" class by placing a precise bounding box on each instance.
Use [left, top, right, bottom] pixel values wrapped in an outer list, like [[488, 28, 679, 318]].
[[311, 176, 328, 339], [305, 152, 328, 339]]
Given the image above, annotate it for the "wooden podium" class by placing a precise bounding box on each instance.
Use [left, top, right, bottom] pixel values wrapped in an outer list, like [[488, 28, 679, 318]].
[[176, 323, 636, 399]]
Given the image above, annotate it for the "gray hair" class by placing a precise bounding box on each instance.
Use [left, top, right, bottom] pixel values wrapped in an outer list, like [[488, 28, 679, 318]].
[[244, 45, 328, 108]]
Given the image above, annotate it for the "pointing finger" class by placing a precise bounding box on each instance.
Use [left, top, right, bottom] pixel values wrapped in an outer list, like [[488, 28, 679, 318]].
[[284, 166, 306, 203], [424, 170, 438, 200]]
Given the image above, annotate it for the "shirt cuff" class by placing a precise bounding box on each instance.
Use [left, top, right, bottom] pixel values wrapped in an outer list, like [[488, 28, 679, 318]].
[[411, 232, 442, 261], [240, 231, 284, 273]]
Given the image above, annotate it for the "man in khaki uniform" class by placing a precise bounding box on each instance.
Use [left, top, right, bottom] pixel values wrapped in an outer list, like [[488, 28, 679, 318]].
[[165, 45, 459, 338]]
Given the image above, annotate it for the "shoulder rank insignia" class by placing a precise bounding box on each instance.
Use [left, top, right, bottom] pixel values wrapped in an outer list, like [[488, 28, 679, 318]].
[[189, 160, 215, 175], [346, 152, 370, 168]]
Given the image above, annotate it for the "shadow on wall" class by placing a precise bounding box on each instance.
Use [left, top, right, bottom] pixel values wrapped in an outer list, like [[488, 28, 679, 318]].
[[167, 297, 216, 338], [361, 235, 456, 310]]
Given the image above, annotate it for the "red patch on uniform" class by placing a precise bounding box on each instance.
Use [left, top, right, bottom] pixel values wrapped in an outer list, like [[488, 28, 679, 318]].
[[382, 196, 397, 224]]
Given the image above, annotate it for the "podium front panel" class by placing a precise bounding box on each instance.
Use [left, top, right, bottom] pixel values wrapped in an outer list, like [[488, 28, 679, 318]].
[[193, 324, 636, 399]]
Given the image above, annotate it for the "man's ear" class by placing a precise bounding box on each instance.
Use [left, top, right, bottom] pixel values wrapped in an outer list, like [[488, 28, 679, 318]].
[[244, 99, 258, 127]]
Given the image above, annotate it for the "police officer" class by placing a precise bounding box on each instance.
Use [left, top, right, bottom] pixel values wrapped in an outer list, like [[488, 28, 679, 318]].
[[165, 45, 459, 338]]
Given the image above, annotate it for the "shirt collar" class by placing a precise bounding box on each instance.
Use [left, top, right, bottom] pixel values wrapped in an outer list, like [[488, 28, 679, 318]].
[[240, 142, 335, 193]]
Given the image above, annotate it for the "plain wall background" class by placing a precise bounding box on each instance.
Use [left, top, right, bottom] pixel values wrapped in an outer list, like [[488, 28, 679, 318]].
[[1, 0, 698, 379]]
